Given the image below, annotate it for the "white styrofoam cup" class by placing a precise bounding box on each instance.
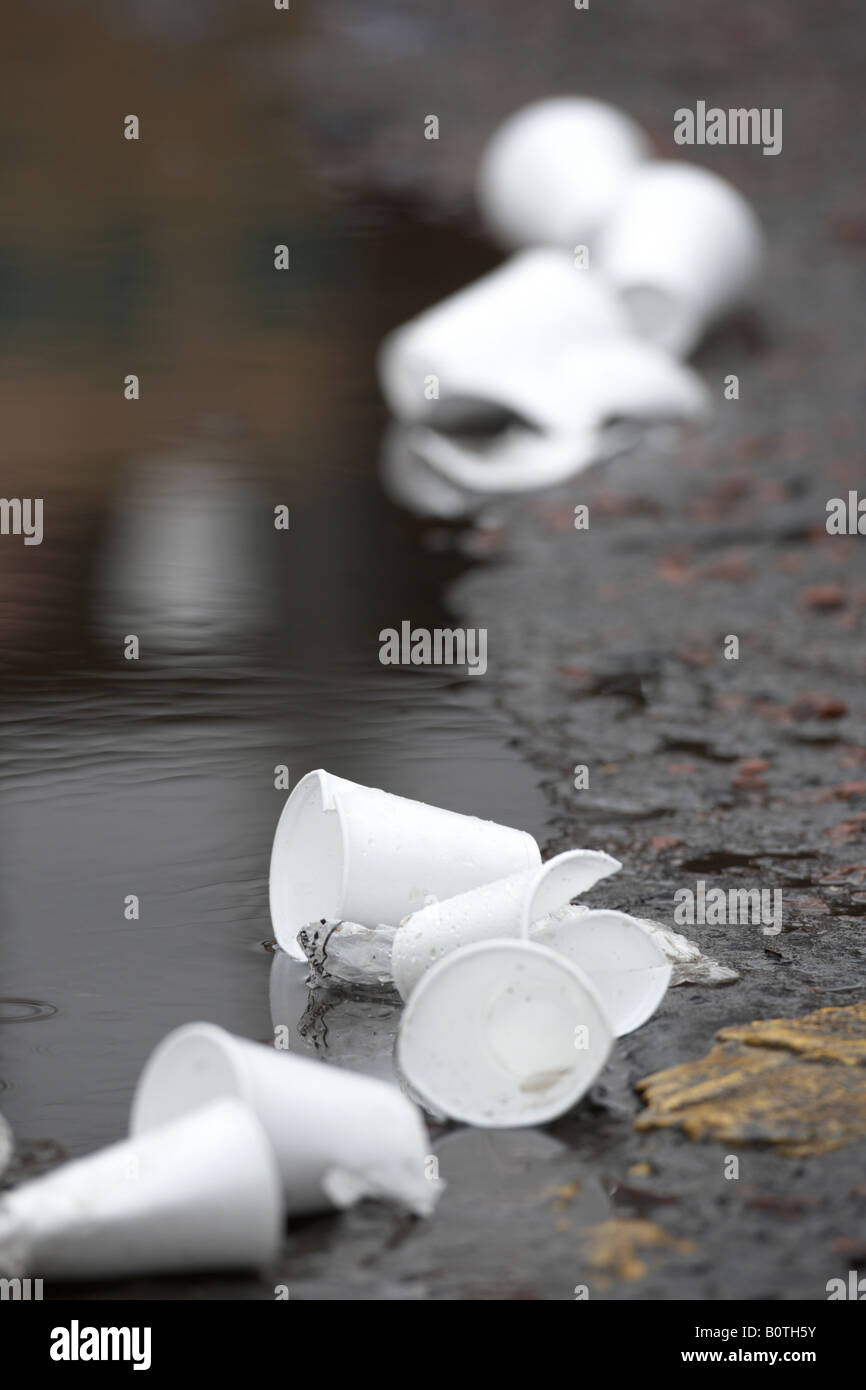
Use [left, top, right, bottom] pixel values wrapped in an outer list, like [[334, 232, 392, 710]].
[[392, 848, 621, 1000], [595, 161, 764, 356], [130, 1022, 439, 1217], [377, 249, 629, 428], [269, 768, 540, 960], [532, 907, 672, 1036], [477, 97, 651, 250], [397, 939, 613, 1127], [0, 1098, 281, 1281]]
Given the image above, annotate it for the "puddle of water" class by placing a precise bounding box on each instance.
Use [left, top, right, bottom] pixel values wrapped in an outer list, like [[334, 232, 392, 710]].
[[0, 17, 547, 1164]]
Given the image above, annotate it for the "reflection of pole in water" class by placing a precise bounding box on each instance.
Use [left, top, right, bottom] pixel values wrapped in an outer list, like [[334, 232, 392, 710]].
[[94, 438, 268, 658]]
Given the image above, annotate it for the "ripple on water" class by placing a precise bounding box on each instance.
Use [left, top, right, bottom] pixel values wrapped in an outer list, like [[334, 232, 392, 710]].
[[0, 998, 58, 1023]]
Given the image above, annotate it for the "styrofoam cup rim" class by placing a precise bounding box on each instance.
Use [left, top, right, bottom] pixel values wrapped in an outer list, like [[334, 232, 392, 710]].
[[397, 937, 613, 1128], [131, 1021, 253, 1134], [268, 768, 352, 957]]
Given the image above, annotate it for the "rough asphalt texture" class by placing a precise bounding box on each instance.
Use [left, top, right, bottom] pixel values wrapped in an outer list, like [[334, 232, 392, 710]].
[[35, 0, 866, 1299]]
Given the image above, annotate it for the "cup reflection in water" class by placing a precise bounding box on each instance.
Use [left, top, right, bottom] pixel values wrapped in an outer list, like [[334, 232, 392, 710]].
[[476, 96, 652, 251]]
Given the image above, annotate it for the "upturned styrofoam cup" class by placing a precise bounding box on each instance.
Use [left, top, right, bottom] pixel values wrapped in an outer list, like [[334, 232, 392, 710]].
[[397, 939, 613, 1127], [0, 1099, 281, 1281], [377, 249, 630, 428], [532, 907, 672, 1037], [596, 161, 764, 356], [269, 768, 541, 960], [130, 1022, 438, 1217], [392, 848, 620, 1000], [477, 97, 651, 251]]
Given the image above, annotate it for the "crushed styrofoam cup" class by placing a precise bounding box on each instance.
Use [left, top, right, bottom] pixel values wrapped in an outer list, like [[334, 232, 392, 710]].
[[477, 97, 651, 251], [0, 1098, 281, 1281], [397, 939, 613, 1127], [130, 1022, 439, 1217], [596, 161, 764, 356], [532, 907, 671, 1036], [377, 249, 630, 428], [392, 848, 621, 1000], [405, 337, 710, 495], [269, 768, 540, 960]]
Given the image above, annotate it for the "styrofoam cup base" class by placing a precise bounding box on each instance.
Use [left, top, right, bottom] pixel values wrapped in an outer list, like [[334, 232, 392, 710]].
[[477, 97, 651, 250]]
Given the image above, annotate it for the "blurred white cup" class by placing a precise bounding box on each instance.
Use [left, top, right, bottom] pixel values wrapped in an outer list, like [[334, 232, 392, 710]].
[[596, 161, 764, 356], [378, 249, 629, 428], [477, 96, 651, 250]]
